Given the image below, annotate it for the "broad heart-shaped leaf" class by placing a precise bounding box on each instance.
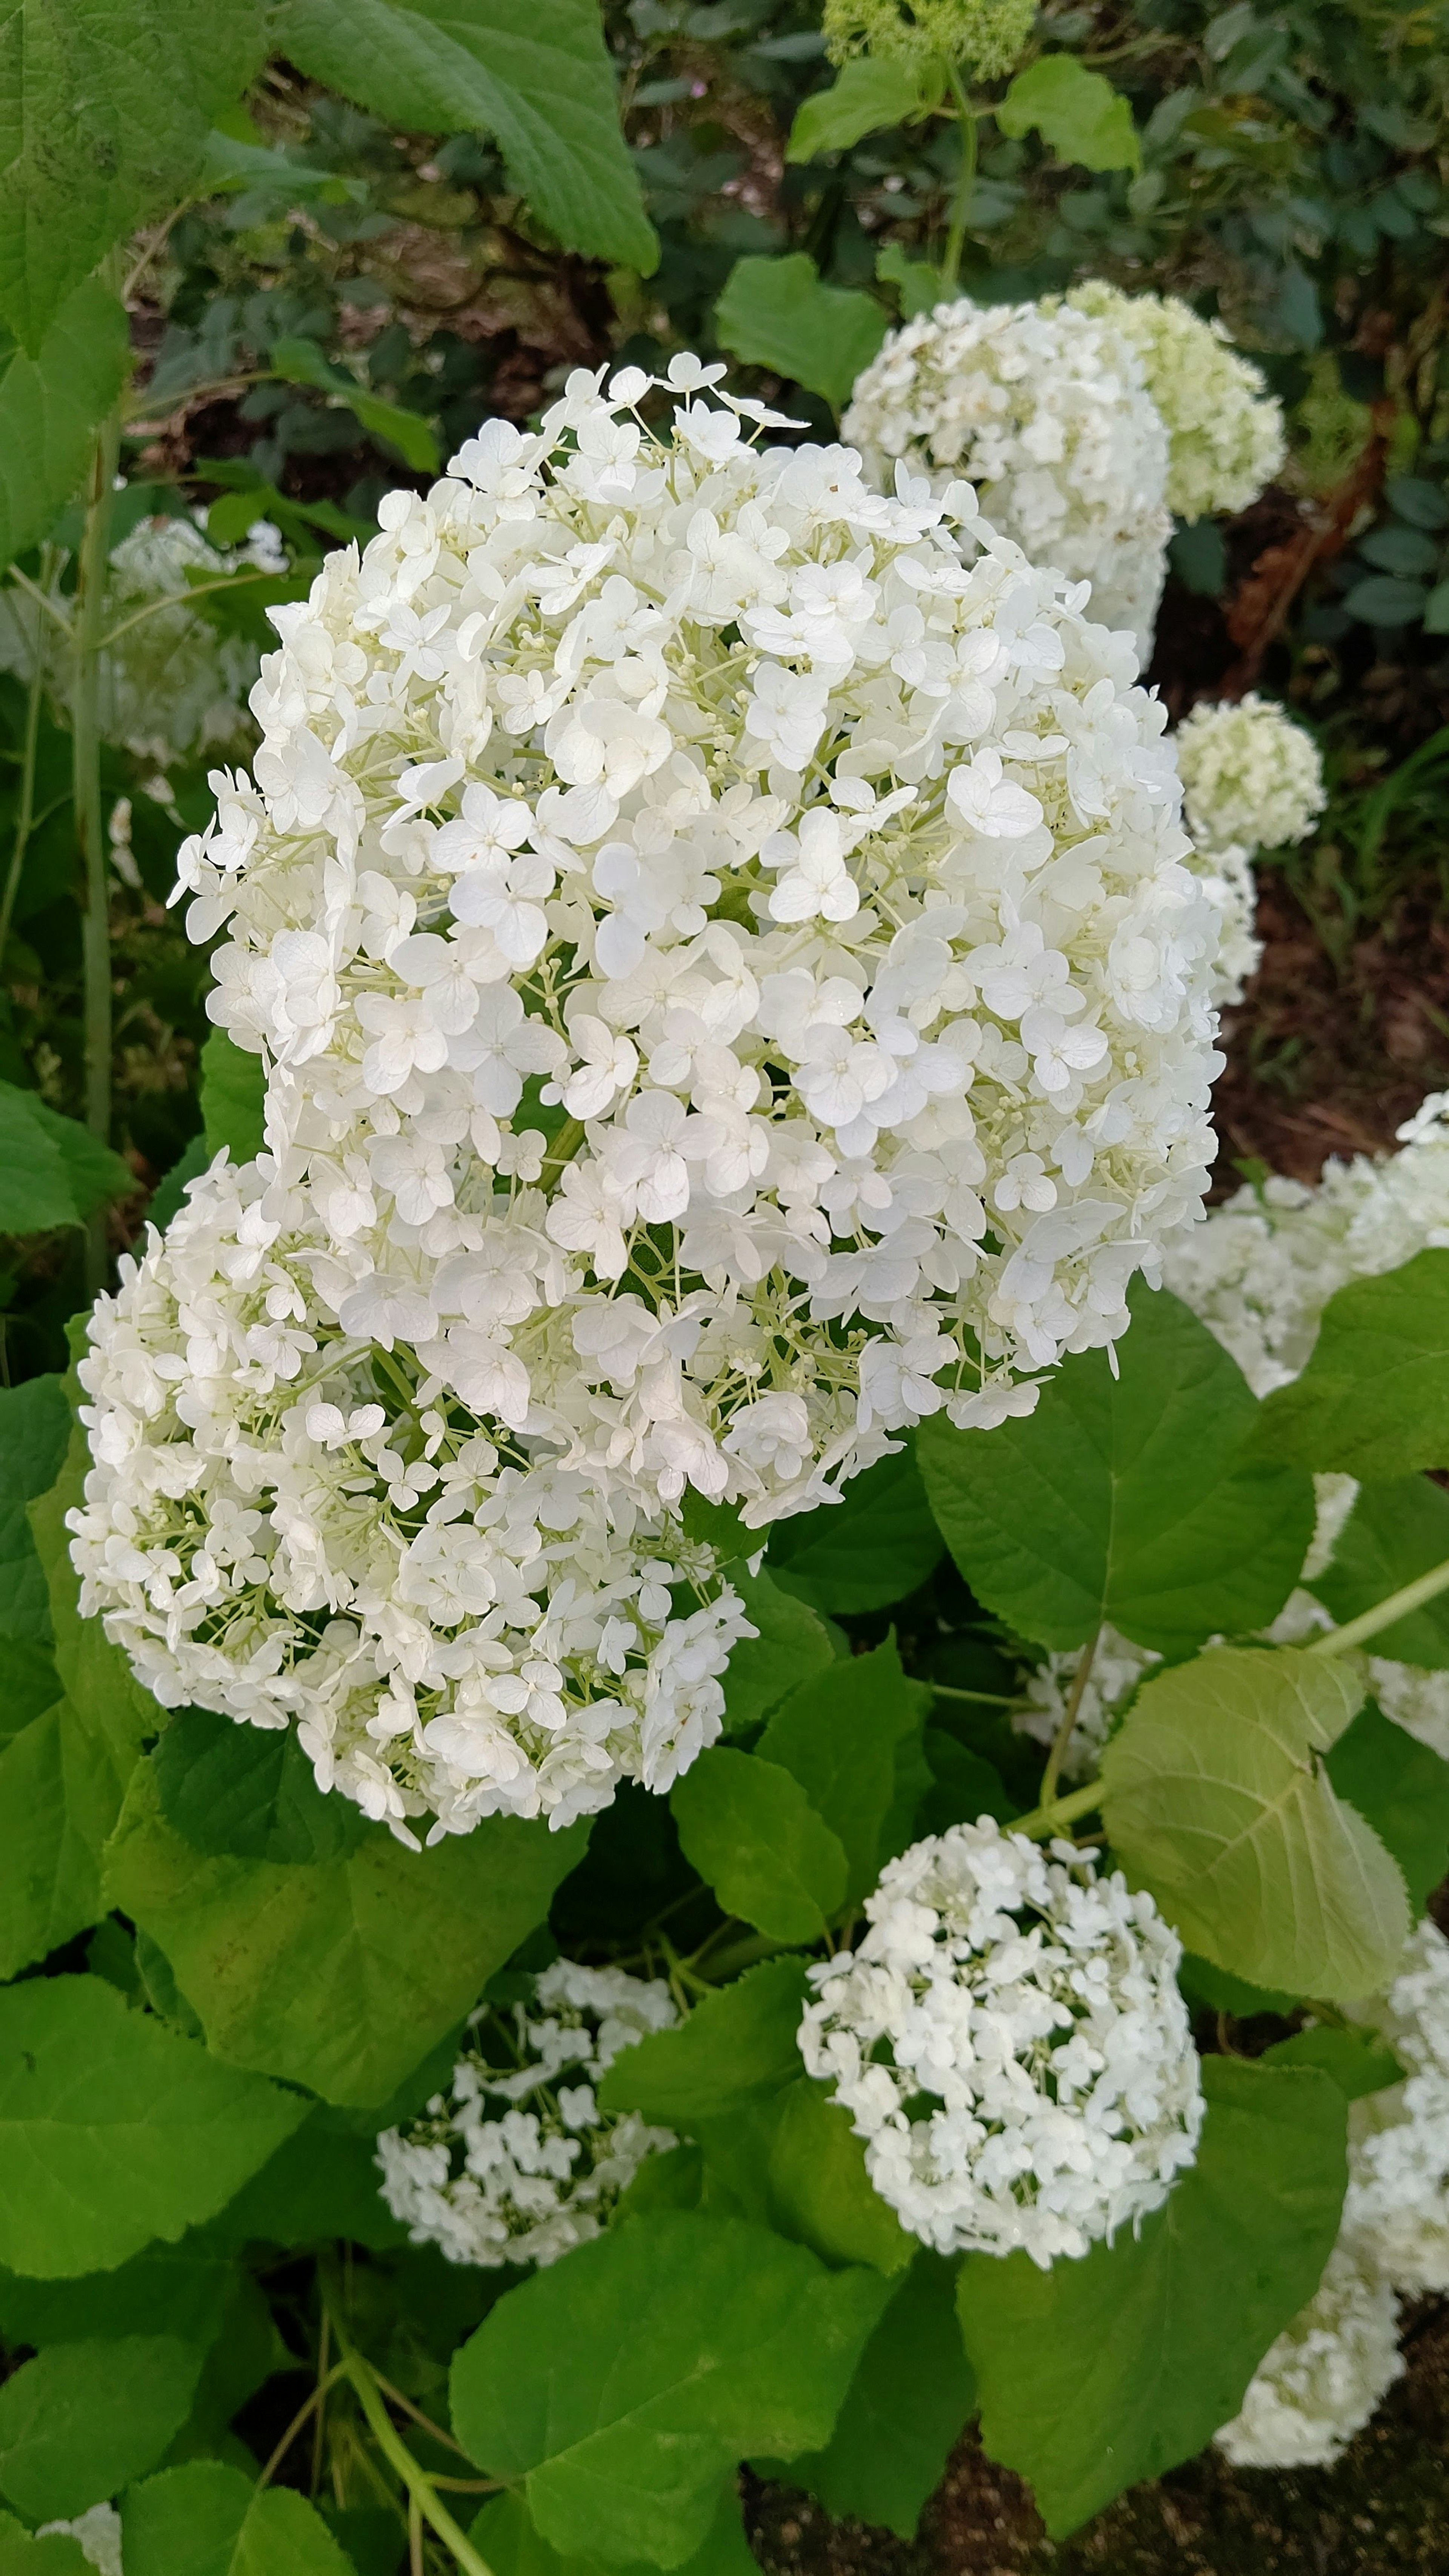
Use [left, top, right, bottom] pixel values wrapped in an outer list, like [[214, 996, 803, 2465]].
[[758, 1636, 929, 1905], [0, 279, 129, 571], [715, 255, 890, 412], [669, 1748, 846, 1944], [787, 2253, 974, 2542], [0, 1374, 69, 1733], [0, 2242, 236, 2349], [199, 1026, 266, 1163], [0, 2536, 86, 2571], [471, 2482, 757, 2576], [275, 0, 656, 272], [197, 2105, 409, 2252], [0, 1698, 130, 1978], [1100, 1646, 1408, 2002], [1326, 1700, 1449, 1915], [0, 1975, 307, 2278], [152, 1707, 372, 1865], [786, 55, 924, 162], [1256, 1250, 1449, 1476], [0, 1086, 82, 1232], [1311, 1474, 1449, 1665], [959, 2058, 1347, 2536], [767, 1443, 943, 1614], [1261, 2025, 1404, 2101], [104, 1758, 587, 2105], [0, 2334, 201, 2520], [450, 2212, 892, 2569], [766, 2080, 913, 2276], [996, 52, 1141, 172], [719, 1564, 833, 1735], [598, 1959, 812, 2130], [121, 2461, 354, 2576], [918, 1286, 1317, 1658]]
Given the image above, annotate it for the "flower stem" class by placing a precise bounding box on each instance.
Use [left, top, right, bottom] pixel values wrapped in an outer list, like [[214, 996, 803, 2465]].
[[1011, 1777, 1104, 1841], [1306, 1552, 1449, 1657], [930, 1681, 1019, 1707], [1039, 1624, 1101, 1814], [941, 66, 978, 292], [0, 563, 51, 971], [540, 1115, 588, 1186], [74, 400, 122, 1296], [323, 2294, 497, 2576]]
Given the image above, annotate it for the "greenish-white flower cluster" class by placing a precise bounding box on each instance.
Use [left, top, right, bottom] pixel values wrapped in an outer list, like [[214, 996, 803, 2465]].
[[1175, 692, 1326, 858], [1215, 2242, 1403, 2470], [823, 0, 1035, 80], [1065, 283, 1286, 521]]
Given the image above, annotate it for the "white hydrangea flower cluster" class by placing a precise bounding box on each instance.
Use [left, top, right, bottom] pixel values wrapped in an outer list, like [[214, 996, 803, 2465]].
[[841, 298, 1173, 663], [376, 1960, 678, 2267], [68, 1157, 753, 1841], [176, 355, 1221, 1518], [798, 1818, 1204, 2266], [1344, 1916, 1449, 2296], [36, 2508, 124, 2576], [1011, 1622, 1159, 1781], [1174, 692, 1326, 858], [1064, 284, 1287, 521], [1215, 2242, 1403, 2470]]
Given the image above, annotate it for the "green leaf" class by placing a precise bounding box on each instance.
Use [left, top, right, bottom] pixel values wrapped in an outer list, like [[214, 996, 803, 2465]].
[[0, 1374, 70, 1730], [199, 1026, 266, 1163], [875, 241, 944, 320], [121, 2461, 355, 2576], [198, 2106, 409, 2251], [450, 2212, 892, 2568], [1177, 1954, 1298, 2018], [958, 2059, 1347, 2535], [788, 2253, 974, 2542], [0, 1974, 307, 2278], [27, 1095, 133, 1218], [669, 1748, 846, 1944], [917, 1730, 1016, 1836], [0, 1086, 89, 1233], [1310, 1475, 1449, 1665], [598, 1959, 812, 2129], [1261, 2025, 1404, 2099], [720, 1564, 834, 1733], [1325, 1699, 1449, 1915], [274, 0, 657, 272], [1344, 574, 1427, 627], [471, 2482, 758, 2576], [0, 1698, 130, 1977], [0, 278, 130, 572], [152, 1707, 372, 1865], [0, 0, 265, 351], [104, 1756, 587, 2105], [767, 1444, 943, 1614], [28, 1415, 156, 1805], [758, 1636, 929, 1904], [996, 53, 1141, 173], [0, 2242, 236, 2349], [269, 337, 440, 475], [1256, 1251, 1449, 1476], [0, 2537, 88, 2571], [1100, 1646, 1409, 2001], [786, 58, 923, 161], [715, 254, 889, 412], [767, 2080, 913, 2275], [917, 1286, 1317, 1657], [0, 2334, 201, 2521]]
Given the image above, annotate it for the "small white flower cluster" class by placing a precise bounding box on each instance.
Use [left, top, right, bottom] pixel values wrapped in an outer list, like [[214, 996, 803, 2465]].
[[1064, 284, 1287, 522], [799, 1818, 1204, 2266], [174, 355, 1220, 1517], [1215, 2242, 1403, 2470], [842, 297, 1173, 663], [1345, 1916, 1449, 2297], [36, 2508, 124, 2576], [376, 1960, 678, 2267], [68, 1158, 752, 1841], [1175, 692, 1326, 858], [1011, 1622, 1159, 1781]]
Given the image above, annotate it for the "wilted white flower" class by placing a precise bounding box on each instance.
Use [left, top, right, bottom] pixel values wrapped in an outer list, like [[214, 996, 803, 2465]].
[[68, 1158, 753, 1841], [1344, 1916, 1449, 2296], [1175, 693, 1325, 857], [1215, 2242, 1403, 2469], [843, 297, 1172, 661], [799, 1819, 1203, 2266], [1065, 284, 1286, 522], [1011, 1623, 1159, 1780], [376, 1959, 678, 2267]]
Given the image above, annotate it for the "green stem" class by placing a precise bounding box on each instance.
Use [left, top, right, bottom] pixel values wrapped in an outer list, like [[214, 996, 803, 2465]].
[[941, 66, 978, 292], [324, 2297, 497, 2576], [1011, 1778, 1104, 1842], [1039, 1625, 1100, 1816], [74, 402, 122, 1296], [98, 567, 284, 650], [929, 1682, 1019, 1708], [0, 558, 51, 970], [540, 1115, 587, 1186], [1307, 1552, 1449, 1658]]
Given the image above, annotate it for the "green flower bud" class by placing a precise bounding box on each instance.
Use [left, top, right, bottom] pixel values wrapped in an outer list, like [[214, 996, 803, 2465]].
[[823, 0, 1036, 83]]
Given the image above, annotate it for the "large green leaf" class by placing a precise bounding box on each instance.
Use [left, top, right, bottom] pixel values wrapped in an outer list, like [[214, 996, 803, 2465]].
[[758, 1635, 929, 1904], [958, 2058, 1347, 2535], [1326, 1699, 1449, 1915], [0, 1697, 128, 1977], [719, 1564, 833, 1735], [29, 1415, 157, 1787], [0, 1084, 128, 1233], [0, 2242, 236, 2349], [766, 2080, 913, 2276], [275, 0, 656, 272], [1100, 1646, 1408, 2001], [0, 279, 130, 570], [271, 336, 440, 475], [997, 53, 1140, 172], [198, 1026, 266, 1163], [121, 2461, 354, 2576], [1256, 1250, 1449, 1477], [0, 2, 264, 352], [670, 1748, 846, 1944], [598, 1959, 811, 2130], [918, 1287, 1317, 1657], [0, 2334, 201, 2521], [788, 2253, 974, 2542], [1311, 1474, 1449, 1664], [198, 2106, 409, 2252], [471, 2484, 757, 2576], [104, 1757, 587, 2105], [785, 56, 924, 162], [0, 1374, 69, 1731], [0, 2536, 87, 2571], [0, 1975, 307, 2278], [152, 1706, 372, 1865], [450, 2212, 891, 2568], [715, 255, 889, 412], [767, 1444, 943, 1614]]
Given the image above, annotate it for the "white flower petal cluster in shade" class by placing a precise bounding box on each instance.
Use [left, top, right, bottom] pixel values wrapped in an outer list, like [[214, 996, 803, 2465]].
[[1215, 2242, 1403, 2470], [177, 357, 1221, 1523], [1175, 692, 1326, 858], [1064, 285, 1287, 521], [68, 1158, 752, 1842], [376, 1960, 678, 2267], [36, 2509, 124, 2576], [842, 298, 1173, 663], [1191, 839, 1261, 1010], [798, 1818, 1204, 2266], [1345, 1916, 1449, 2296], [1010, 1622, 1158, 1782]]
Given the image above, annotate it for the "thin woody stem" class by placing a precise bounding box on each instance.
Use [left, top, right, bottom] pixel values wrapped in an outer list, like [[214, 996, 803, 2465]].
[[1039, 1625, 1101, 1815], [1306, 1553, 1449, 1657]]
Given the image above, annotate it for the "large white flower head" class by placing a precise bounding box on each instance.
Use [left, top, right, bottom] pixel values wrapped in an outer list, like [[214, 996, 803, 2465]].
[[176, 357, 1221, 1529], [1215, 2241, 1403, 2470], [1066, 284, 1287, 521], [798, 1818, 1204, 2266], [842, 298, 1173, 661], [1344, 1916, 1449, 2295], [1175, 692, 1326, 857], [68, 1157, 753, 1841], [376, 1960, 678, 2268]]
